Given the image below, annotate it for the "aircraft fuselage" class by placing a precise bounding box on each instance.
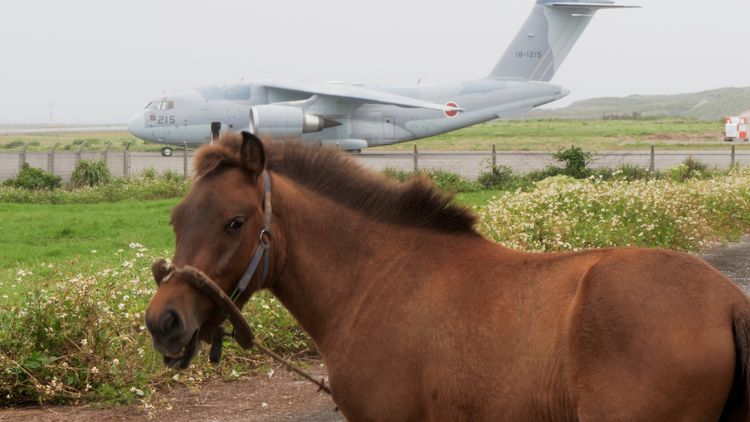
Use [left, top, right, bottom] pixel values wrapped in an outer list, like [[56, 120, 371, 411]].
[[127, 78, 568, 149]]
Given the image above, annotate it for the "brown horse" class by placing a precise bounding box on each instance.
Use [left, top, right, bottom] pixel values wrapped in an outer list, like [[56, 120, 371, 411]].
[[146, 132, 750, 421]]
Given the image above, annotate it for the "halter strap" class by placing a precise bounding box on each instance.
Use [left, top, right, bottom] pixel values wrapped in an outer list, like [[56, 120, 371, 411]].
[[230, 169, 272, 302]]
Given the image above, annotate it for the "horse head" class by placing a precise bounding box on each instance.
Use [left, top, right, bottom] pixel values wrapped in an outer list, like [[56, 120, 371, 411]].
[[145, 132, 273, 368]]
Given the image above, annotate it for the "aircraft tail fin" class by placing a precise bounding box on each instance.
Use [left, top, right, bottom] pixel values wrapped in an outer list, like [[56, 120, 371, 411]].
[[488, 0, 637, 81]]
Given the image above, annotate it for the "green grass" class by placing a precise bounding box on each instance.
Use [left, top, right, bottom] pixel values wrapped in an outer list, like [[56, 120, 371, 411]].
[[0, 131, 161, 153], [372, 118, 737, 152], [455, 190, 506, 208], [0, 200, 177, 295]]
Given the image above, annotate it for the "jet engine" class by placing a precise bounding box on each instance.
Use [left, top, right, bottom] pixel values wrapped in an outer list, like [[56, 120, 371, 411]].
[[249, 105, 340, 139]]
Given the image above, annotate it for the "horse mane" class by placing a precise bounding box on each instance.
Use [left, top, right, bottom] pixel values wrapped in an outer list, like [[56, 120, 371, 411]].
[[194, 133, 479, 235]]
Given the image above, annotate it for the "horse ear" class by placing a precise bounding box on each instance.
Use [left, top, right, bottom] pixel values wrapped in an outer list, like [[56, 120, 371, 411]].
[[240, 131, 265, 175]]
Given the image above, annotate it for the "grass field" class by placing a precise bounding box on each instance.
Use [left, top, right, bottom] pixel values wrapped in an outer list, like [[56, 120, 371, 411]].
[[1, 118, 744, 153], [0, 200, 177, 296]]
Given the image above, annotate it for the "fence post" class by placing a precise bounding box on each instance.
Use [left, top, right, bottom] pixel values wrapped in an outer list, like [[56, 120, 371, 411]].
[[183, 141, 189, 179], [413, 144, 418, 173], [124, 142, 131, 179], [19, 143, 29, 174], [731, 145, 736, 169], [103, 143, 111, 167], [492, 144, 497, 173], [75, 145, 85, 167], [649, 145, 655, 173], [48, 143, 59, 174]]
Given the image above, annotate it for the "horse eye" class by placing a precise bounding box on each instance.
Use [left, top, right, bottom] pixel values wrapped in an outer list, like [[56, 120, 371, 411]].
[[226, 218, 245, 233]]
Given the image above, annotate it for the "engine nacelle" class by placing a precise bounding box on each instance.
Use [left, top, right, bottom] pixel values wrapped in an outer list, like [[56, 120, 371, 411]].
[[249, 105, 334, 139]]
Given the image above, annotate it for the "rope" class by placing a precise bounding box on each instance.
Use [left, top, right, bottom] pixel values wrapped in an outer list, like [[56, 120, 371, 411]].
[[250, 339, 332, 395]]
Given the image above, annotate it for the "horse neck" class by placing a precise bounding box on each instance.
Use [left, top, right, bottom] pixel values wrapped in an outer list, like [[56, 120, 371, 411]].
[[267, 175, 439, 353]]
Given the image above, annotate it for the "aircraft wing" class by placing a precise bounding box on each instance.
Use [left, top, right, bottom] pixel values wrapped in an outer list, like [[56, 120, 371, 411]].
[[260, 81, 461, 113], [547, 2, 639, 8]]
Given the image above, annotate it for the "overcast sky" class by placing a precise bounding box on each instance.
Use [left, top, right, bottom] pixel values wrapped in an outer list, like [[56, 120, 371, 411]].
[[1, 0, 748, 124]]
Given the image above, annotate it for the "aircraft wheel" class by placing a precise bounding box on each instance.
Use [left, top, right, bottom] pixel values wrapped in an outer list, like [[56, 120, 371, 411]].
[[161, 147, 173, 157]]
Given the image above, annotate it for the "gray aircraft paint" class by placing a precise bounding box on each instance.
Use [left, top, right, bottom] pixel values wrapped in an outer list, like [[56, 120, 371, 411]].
[[128, 0, 635, 152]]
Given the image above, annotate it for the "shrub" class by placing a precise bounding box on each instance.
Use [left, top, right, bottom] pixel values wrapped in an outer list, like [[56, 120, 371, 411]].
[[160, 170, 184, 183], [3, 164, 62, 190], [477, 165, 532, 191], [139, 167, 157, 180], [0, 245, 313, 405], [666, 157, 710, 182], [381, 168, 479, 193], [424, 170, 480, 193], [612, 164, 652, 181], [525, 166, 565, 182], [71, 161, 112, 188], [479, 168, 750, 252], [381, 167, 410, 182], [553, 145, 592, 179]]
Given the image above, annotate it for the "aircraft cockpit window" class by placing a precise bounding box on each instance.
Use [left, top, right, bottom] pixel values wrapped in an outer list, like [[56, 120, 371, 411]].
[[145, 102, 155, 110], [157, 101, 174, 110]]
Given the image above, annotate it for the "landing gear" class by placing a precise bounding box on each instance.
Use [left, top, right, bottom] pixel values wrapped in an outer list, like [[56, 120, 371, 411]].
[[161, 146, 173, 157], [211, 122, 221, 143]]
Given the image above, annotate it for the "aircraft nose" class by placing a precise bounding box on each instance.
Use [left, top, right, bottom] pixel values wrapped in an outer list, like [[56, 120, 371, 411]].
[[127, 112, 147, 140]]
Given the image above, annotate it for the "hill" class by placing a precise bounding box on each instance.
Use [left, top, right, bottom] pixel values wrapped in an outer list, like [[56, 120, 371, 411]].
[[529, 87, 750, 121]]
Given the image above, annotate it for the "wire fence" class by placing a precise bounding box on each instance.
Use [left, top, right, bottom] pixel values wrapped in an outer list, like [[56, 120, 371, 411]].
[[1, 144, 749, 182]]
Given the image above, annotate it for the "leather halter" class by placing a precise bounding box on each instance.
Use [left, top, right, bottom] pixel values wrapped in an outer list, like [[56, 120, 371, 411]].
[[230, 168, 273, 301]]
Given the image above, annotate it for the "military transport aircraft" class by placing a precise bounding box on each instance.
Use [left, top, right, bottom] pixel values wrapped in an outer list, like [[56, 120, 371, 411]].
[[128, 0, 636, 156]]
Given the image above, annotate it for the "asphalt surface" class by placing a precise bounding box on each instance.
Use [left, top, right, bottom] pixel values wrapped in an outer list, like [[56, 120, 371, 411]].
[[701, 235, 750, 292]]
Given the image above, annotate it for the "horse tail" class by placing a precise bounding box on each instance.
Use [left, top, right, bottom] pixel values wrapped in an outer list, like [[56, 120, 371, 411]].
[[722, 306, 750, 421]]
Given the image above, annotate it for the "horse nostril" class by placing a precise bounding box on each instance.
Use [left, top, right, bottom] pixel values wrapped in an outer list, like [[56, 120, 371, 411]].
[[160, 310, 182, 336]]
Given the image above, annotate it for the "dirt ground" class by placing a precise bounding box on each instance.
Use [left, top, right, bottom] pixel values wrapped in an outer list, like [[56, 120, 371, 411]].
[[2, 237, 749, 421], [0, 366, 343, 422]]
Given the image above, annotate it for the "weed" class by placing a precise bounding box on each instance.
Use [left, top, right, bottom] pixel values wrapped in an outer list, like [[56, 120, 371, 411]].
[[3, 165, 62, 190], [71, 160, 112, 188], [666, 157, 710, 182], [381, 168, 480, 193], [553, 145, 593, 178]]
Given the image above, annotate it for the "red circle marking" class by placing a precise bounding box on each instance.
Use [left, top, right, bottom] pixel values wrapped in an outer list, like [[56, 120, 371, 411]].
[[444, 102, 459, 118]]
